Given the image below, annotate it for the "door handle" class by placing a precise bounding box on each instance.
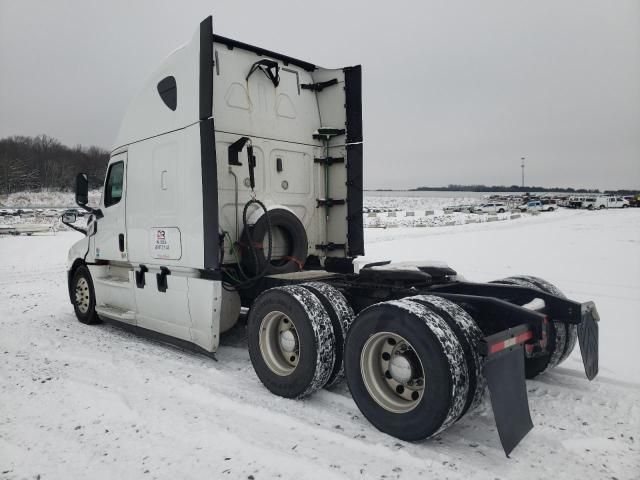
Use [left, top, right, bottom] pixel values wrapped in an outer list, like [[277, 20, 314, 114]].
[[118, 233, 125, 252]]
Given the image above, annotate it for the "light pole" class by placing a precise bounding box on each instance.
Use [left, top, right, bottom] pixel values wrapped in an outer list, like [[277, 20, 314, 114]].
[[521, 157, 525, 188]]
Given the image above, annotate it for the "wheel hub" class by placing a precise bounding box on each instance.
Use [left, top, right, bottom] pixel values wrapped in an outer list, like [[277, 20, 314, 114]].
[[279, 329, 297, 353], [258, 311, 300, 376], [75, 277, 90, 314], [360, 332, 425, 413], [389, 354, 413, 384]]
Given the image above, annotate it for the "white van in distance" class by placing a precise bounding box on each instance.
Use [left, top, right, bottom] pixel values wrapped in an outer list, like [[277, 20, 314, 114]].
[[592, 196, 630, 209]]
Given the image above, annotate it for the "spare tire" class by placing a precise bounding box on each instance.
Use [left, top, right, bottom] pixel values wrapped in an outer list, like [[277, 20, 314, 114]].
[[241, 208, 308, 276]]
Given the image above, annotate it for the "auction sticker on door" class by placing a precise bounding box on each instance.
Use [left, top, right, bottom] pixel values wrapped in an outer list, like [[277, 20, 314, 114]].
[[149, 227, 182, 260]]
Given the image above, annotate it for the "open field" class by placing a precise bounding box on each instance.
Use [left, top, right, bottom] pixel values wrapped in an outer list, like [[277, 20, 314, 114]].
[[1, 208, 639, 479]]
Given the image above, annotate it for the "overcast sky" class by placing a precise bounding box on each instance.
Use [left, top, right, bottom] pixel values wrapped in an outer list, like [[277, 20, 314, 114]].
[[1, 0, 638, 190]]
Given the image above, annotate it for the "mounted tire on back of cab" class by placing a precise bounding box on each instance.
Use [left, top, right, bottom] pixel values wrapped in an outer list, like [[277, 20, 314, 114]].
[[241, 208, 308, 276], [344, 299, 471, 441], [490, 275, 578, 378]]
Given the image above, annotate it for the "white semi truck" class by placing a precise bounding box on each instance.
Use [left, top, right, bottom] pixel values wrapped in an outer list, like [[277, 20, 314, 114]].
[[63, 16, 600, 456]]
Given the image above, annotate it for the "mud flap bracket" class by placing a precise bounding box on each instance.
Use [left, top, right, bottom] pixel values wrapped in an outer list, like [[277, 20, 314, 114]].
[[483, 344, 533, 457]]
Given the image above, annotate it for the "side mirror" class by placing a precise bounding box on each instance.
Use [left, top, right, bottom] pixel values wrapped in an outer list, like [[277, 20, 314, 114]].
[[62, 210, 77, 224], [74, 172, 103, 219], [61, 209, 86, 234], [75, 173, 89, 206]]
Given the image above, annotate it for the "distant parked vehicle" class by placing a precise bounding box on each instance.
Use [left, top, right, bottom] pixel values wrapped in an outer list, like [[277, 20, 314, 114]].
[[568, 196, 586, 209], [616, 197, 631, 208], [0, 208, 16, 216], [452, 204, 475, 213], [541, 199, 558, 212], [592, 196, 629, 209], [473, 202, 508, 214], [16, 208, 35, 217], [65, 207, 86, 217], [42, 209, 62, 217], [581, 197, 597, 210], [623, 195, 639, 207], [518, 200, 542, 212]]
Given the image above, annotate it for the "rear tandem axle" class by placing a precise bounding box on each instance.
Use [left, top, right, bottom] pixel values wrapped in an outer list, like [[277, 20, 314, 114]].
[[249, 265, 599, 456]]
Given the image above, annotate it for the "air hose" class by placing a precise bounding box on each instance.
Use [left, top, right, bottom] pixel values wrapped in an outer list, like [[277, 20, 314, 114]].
[[222, 197, 273, 291]]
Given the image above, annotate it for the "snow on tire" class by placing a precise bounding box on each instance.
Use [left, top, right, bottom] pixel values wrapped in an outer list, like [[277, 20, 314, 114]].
[[247, 286, 336, 399], [491, 276, 568, 375], [560, 324, 578, 364], [406, 295, 486, 413], [508, 275, 578, 366], [344, 298, 468, 441], [300, 282, 354, 388]]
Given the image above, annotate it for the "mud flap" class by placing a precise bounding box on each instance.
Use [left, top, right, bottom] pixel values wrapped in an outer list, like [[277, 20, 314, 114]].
[[578, 301, 599, 380], [483, 345, 533, 457]]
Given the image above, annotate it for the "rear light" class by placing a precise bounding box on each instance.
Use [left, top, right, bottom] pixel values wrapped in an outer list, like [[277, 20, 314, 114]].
[[540, 316, 549, 349], [488, 330, 534, 354]]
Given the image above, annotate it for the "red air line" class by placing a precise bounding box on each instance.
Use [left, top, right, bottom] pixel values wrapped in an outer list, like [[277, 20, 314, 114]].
[[489, 330, 533, 354]]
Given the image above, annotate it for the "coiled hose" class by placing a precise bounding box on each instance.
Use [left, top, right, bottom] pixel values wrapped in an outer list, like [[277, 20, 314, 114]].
[[222, 198, 272, 291]]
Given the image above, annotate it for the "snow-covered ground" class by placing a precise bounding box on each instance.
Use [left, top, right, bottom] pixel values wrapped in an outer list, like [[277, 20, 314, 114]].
[[0, 189, 101, 208], [1, 208, 639, 479], [364, 193, 483, 213]]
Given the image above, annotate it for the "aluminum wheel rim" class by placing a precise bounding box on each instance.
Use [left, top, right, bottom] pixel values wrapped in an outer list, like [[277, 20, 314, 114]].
[[361, 332, 425, 413], [75, 277, 90, 314], [259, 311, 300, 376]]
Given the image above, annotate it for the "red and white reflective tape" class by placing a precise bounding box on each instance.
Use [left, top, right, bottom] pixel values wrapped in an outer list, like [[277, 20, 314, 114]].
[[488, 330, 533, 354]]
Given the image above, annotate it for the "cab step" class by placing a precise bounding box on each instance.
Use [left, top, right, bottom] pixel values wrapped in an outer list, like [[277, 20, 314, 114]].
[[96, 304, 136, 321]]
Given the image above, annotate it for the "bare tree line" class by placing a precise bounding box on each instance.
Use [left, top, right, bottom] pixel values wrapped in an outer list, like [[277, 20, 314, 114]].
[[0, 135, 108, 194]]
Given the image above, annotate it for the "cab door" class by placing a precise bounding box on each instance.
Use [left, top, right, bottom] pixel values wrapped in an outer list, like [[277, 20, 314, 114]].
[[94, 153, 128, 261]]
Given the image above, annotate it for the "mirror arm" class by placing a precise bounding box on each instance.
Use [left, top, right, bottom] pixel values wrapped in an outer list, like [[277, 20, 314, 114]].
[[87, 206, 103, 219], [61, 218, 87, 235], [75, 202, 102, 219]]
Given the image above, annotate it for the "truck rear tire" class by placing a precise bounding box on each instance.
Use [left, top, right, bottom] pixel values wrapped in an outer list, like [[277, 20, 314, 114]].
[[300, 282, 354, 388], [344, 299, 468, 441], [508, 275, 578, 366], [247, 286, 335, 398], [406, 295, 485, 414], [490, 275, 577, 378], [71, 265, 100, 325]]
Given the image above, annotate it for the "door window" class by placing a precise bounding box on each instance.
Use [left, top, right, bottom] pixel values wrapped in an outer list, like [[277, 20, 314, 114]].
[[104, 161, 124, 207]]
